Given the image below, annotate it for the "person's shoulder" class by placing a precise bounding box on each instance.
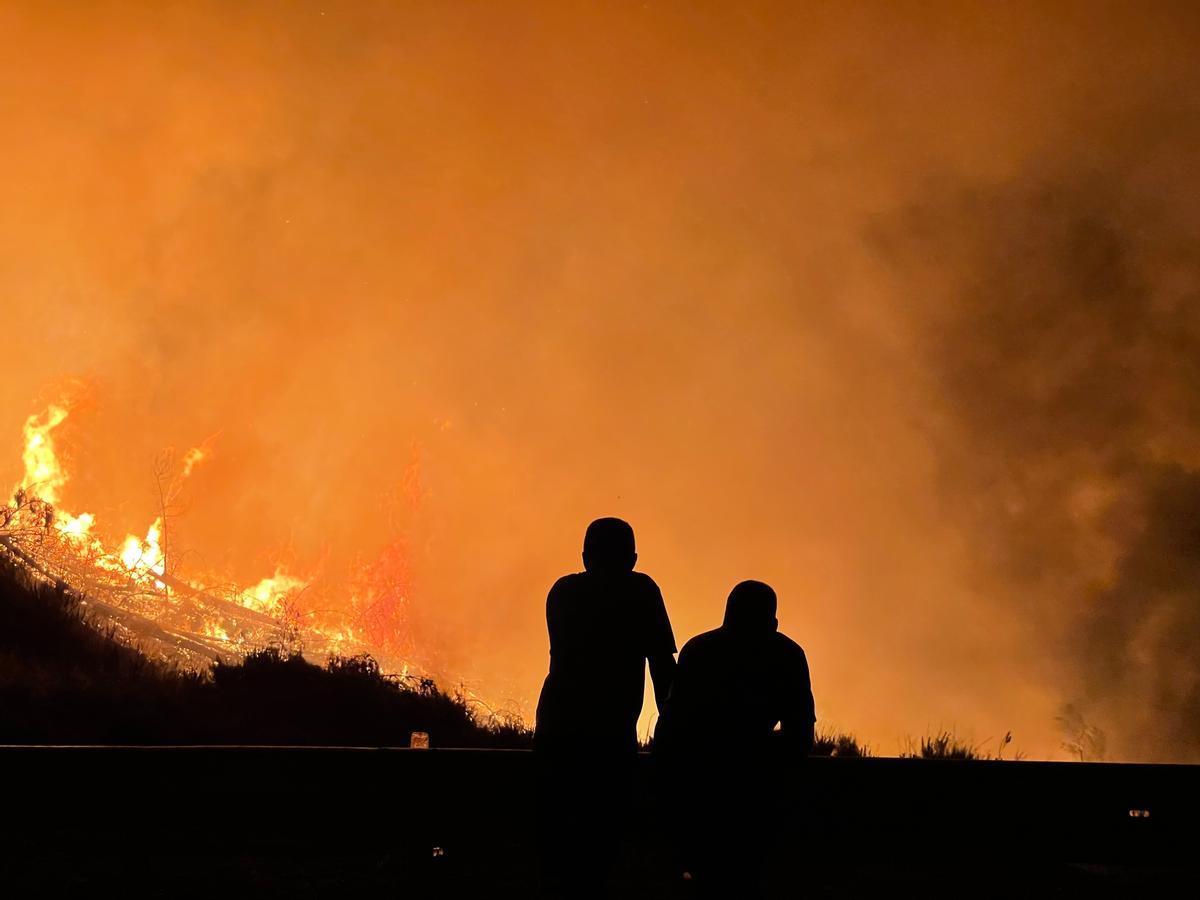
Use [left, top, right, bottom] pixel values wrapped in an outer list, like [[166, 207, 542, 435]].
[[680, 627, 723, 655], [624, 571, 664, 602], [548, 572, 586, 598], [629, 571, 661, 591], [772, 631, 809, 662]]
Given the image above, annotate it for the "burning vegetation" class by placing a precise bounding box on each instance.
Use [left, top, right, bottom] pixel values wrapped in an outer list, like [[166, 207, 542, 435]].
[[0, 394, 424, 681], [0, 539, 530, 747]]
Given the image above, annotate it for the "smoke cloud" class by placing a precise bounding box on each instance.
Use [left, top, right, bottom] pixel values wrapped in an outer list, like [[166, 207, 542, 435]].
[[2, 2, 1199, 758], [874, 125, 1200, 760]]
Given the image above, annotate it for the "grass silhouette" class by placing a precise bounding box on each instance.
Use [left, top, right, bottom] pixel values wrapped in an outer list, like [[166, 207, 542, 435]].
[[899, 729, 1021, 760], [811, 727, 871, 757]]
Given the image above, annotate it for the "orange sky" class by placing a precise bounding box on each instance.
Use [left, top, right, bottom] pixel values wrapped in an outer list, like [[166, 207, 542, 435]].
[[3, 2, 1199, 760]]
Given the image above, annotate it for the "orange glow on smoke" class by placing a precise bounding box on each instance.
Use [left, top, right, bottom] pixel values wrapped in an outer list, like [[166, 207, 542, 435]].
[[6, 2, 1200, 761]]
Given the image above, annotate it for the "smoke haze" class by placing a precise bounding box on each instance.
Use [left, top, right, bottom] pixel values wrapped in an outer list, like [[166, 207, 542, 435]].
[[2, 1, 1199, 759]]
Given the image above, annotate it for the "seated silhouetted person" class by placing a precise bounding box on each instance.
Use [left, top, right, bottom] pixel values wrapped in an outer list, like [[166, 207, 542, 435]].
[[655, 580, 815, 897], [534, 517, 677, 898]]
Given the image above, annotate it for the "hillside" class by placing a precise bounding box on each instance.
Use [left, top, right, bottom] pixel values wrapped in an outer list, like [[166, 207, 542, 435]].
[[0, 548, 530, 748]]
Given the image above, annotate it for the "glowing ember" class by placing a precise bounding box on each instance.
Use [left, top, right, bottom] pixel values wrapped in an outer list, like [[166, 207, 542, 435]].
[[180, 447, 205, 478]]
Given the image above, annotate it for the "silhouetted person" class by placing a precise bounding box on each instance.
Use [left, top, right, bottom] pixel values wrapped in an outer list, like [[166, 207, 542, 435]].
[[534, 517, 677, 898], [655, 580, 815, 898]]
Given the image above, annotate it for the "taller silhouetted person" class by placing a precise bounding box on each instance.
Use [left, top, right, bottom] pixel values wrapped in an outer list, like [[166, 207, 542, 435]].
[[534, 517, 677, 899], [655, 580, 815, 898]]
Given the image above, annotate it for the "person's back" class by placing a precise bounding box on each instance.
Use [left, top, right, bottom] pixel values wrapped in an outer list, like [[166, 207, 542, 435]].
[[657, 580, 814, 757], [535, 568, 673, 753], [655, 580, 815, 898], [533, 517, 676, 898], [658, 627, 813, 759], [535, 517, 676, 754]]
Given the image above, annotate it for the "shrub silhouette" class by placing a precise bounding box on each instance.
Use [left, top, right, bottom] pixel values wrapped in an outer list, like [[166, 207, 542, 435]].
[[0, 550, 530, 748], [811, 728, 871, 758], [902, 730, 983, 760]]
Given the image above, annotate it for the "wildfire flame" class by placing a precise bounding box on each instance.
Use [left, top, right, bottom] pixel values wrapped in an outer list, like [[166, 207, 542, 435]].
[[119, 518, 166, 588], [240, 569, 309, 616], [0, 396, 422, 679], [180, 447, 205, 478], [20, 404, 70, 504]]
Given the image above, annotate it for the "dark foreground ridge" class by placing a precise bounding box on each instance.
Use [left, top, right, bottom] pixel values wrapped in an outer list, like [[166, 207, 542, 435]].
[[2, 745, 1197, 898], [0, 546, 529, 748]]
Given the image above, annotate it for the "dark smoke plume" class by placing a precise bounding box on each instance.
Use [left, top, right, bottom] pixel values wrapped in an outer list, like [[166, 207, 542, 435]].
[[875, 140, 1200, 760]]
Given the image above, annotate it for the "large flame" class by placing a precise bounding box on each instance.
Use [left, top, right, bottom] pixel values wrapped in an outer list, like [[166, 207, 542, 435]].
[[119, 518, 166, 588], [240, 569, 309, 616], [0, 396, 421, 680], [19, 405, 70, 505]]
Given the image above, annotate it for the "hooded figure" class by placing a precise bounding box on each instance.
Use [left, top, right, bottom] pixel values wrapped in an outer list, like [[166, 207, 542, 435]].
[[655, 580, 816, 898]]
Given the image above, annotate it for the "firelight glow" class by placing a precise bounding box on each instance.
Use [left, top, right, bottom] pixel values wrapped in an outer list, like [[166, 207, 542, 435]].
[[3, 1, 1200, 761]]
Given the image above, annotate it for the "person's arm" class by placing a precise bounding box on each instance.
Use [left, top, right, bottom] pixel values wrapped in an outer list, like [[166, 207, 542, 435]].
[[644, 578, 678, 714], [651, 641, 691, 755], [779, 645, 816, 756], [544, 578, 569, 666], [648, 651, 677, 713]]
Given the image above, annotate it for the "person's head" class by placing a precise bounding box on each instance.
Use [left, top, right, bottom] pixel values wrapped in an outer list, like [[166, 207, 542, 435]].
[[722, 580, 778, 633], [582, 517, 637, 573]]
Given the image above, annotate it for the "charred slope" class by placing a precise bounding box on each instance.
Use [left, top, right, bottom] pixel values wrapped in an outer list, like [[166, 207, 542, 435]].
[[0, 551, 530, 748]]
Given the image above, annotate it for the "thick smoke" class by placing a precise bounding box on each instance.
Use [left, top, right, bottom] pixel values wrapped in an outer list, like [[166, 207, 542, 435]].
[[4, 2, 1200, 758], [875, 146, 1200, 760]]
